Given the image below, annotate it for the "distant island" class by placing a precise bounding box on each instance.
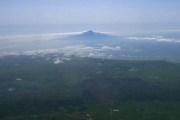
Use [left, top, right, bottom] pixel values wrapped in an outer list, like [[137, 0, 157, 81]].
[[59, 30, 115, 40]]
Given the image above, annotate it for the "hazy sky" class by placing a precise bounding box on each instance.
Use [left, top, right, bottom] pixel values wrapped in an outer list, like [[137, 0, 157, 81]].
[[1, 0, 180, 26]]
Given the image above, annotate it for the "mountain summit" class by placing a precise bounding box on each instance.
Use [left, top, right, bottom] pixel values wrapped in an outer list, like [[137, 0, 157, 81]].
[[81, 30, 99, 36], [61, 30, 114, 40]]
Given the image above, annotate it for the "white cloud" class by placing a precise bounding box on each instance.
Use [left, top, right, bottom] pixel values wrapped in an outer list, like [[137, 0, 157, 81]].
[[61, 58, 71, 60], [61, 45, 98, 52], [82, 47, 95, 50], [88, 52, 105, 58], [8, 88, 14, 91], [61, 45, 121, 57], [98, 63, 102, 66], [0, 51, 19, 57], [22, 49, 59, 55], [0, 32, 82, 42], [101, 46, 121, 50], [102, 46, 113, 50], [46, 58, 50, 60], [88, 53, 95, 57], [128, 36, 174, 42], [107, 55, 113, 59], [54, 59, 63, 64], [61, 45, 84, 51], [115, 46, 121, 50], [96, 53, 106, 57], [0, 49, 61, 57], [16, 78, 22, 81], [0, 45, 120, 59], [133, 49, 142, 52]]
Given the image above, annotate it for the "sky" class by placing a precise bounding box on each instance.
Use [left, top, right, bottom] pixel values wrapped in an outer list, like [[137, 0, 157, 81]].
[[1, 0, 180, 27]]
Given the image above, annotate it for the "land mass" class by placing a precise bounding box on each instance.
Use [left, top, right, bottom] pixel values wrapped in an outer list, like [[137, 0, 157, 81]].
[[60, 30, 115, 40], [1, 54, 180, 120]]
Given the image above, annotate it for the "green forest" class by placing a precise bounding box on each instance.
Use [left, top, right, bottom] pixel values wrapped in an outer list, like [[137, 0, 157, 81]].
[[0, 54, 180, 120]]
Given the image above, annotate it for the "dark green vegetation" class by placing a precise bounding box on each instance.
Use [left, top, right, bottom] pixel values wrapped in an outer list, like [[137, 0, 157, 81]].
[[0, 54, 180, 120]]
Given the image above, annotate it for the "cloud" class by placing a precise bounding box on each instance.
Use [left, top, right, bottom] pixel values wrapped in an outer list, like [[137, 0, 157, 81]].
[[8, 88, 14, 91], [88, 52, 105, 58], [60, 45, 121, 59], [128, 36, 174, 42], [102, 46, 113, 50], [101, 46, 121, 50], [62, 45, 95, 51], [0, 49, 62, 58], [46, 58, 50, 60], [0, 45, 120, 59], [16, 78, 22, 81], [61, 58, 71, 60], [61, 45, 84, 51], [97, 53, 106, 57], [107, 55, 113, 59], [0, 32, 83, 42], [22, 49, 59, 56], [0, 51, 19, 57], [88, 53, 95, 57], [82, 47, 95, 50], [133, 49, 142, 52], [54, 59, 63, 64], [61, 45, 121, 52]]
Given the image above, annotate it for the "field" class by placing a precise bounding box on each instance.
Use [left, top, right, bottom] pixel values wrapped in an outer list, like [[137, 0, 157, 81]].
[[0, 53, 180, 120]]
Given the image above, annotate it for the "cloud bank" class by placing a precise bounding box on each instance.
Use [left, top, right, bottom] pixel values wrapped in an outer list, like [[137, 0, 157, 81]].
[[128, 36, 175, 42], [0, 45, 121, 59]]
